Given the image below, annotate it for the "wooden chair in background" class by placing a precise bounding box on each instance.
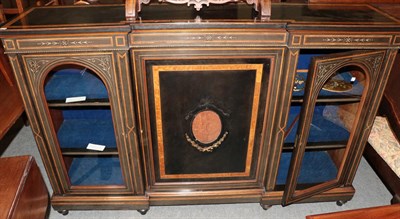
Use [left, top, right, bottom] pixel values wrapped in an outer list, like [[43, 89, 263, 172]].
[[0, 44, 24, 142], [0, 0, 38, 146], [1, 0, 59, 16]]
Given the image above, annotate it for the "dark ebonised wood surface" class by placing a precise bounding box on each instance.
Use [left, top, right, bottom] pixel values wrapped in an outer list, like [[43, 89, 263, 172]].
[[3, 3, 399, 30]]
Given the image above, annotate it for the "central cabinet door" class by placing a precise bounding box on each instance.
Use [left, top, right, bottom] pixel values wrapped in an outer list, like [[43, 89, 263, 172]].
[[133, 48, 284, 192]]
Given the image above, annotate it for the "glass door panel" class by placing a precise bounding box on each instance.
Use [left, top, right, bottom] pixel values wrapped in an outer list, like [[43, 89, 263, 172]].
[[44, 65, 124, 187]]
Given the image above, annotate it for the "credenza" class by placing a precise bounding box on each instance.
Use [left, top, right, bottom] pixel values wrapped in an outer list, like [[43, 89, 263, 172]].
[[1, 1, 399, 215]]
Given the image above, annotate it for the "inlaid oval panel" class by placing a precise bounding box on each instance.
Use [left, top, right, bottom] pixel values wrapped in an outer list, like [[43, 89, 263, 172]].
[[191, 110, 222, 144]]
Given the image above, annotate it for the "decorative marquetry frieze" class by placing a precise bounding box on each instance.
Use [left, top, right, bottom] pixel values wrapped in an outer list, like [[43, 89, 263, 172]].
[[36, 40, 93, 47], [185, 35, 238, 41], [130, 31, 287, 47], [3, 35, 128, 52], [322, 37, 374, 43], [290, 34, 393, 48]]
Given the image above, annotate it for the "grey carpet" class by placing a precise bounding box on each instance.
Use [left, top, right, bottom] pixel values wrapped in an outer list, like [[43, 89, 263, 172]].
[[1, 125, 392, 219]]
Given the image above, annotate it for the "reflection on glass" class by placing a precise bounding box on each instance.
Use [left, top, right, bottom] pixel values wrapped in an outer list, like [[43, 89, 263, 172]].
[[293, 68, 364, 98]]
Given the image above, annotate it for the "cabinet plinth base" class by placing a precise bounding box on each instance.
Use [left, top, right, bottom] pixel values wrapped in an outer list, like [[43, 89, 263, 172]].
[[50, 187, 356, 211], [261, 186, 355, 206], [51, 195, 150, 211]]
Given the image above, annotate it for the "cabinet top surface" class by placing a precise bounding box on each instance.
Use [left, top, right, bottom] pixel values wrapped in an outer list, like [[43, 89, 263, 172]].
[[1, 3, 399, 32]]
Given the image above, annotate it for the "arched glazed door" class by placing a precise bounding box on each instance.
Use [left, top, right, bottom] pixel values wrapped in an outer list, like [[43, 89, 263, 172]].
[[20, 52, 140, 195], [282, 50, 387, 205]]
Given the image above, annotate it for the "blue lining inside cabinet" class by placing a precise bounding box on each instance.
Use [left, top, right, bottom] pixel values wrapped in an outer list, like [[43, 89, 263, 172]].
[[276, 151, 338, 185], [45, 68, 108, 101], [284, 105, 350, 144], [68, 156, 123, 185], [297, 53, 318, 70], [57, 109, 116, 148]]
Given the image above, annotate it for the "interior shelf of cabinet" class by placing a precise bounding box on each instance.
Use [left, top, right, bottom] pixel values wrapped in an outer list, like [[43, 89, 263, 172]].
[[291, 96, 361, 103], [45, 68, 109, 102], [47, 100, 110, 108], [282, 142, 347, 150], [62, 148, 119, 156], [66, 156, 124, 186]]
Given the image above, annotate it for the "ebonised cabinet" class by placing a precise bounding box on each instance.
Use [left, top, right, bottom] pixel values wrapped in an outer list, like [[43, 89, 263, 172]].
[[1, 2, 399, 215]]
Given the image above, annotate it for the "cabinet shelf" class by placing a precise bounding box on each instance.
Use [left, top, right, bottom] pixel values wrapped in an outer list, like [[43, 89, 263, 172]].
[[45, 68, 108, 102], [48, 101, 110, 108], [291, 96, 361, 103], [62, 148, 119, 156], [283, 142, 347, 150]]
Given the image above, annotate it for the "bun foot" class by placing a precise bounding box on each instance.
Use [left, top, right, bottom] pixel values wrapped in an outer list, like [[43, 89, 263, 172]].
[[391, 194, 399, 204], [137, 209, 149, 215], [57, 210, 69, 216], [336, 200, 347, 206], [260, 203, 272, 210]]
